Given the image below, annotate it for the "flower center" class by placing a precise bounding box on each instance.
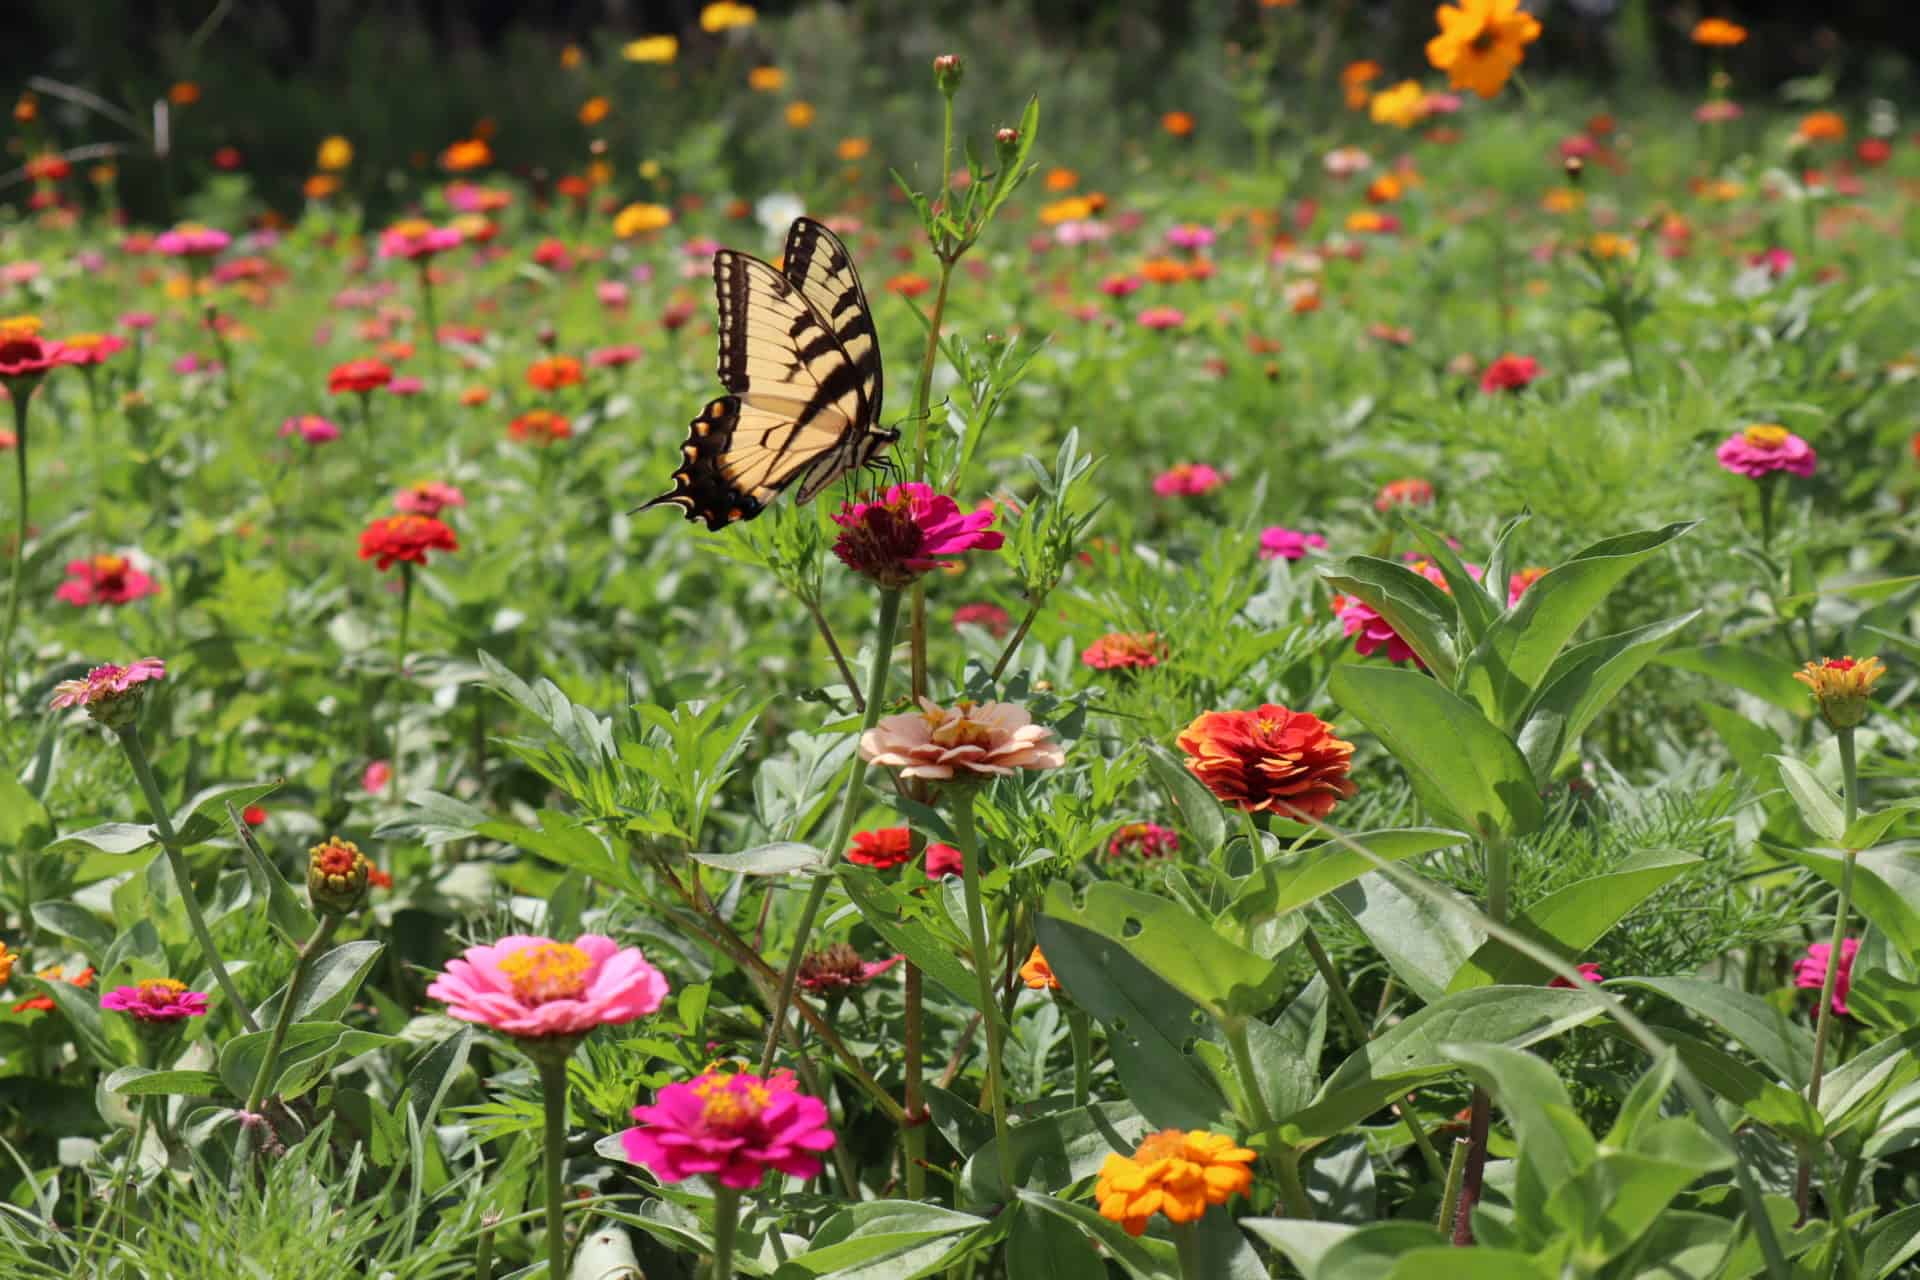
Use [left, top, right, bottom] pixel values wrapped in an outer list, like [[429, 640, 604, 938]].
[[1826, 658, 1855, 671], [499, 942, 592, 1003], [0, 315, 42, 339], [390, 218, 434, 239], [693, 1073, 773, 1131], [928, 701, 994, 748], [1743, 424, 1789, 449], [135, 978, 187, 1000], [92, 554, 128, 578], [67, 332, 106, 350], [1469, 22, 1497, 52]]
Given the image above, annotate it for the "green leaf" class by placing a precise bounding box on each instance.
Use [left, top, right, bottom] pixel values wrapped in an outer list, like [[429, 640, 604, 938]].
[[1401, 516, 1499, 642], [1004, 1200, 1106, 1280], [1458, 522, 1694, 727], [1328, 666, 1542, 841], [1842, 801, 1920, 851], [1331, 873, 1482, 1005], [1142, 740, 1227, 855], [1847, 968, 1920, 1034], [229, 801, 318, 944], [29, 900, 113, 955], [1862, 1204, 1920, 1280], [1321, 556, 1460, 682], [1817, 1024, 1920, 1135], [1223, 828, 1466, 931], [1636, 1029, 1821, 1140], [1772, 755, 1846, 841], [961, 1103, 1153, 1209], [1383, 1248, 1553, 1280], [1011, 1189, 1177, 1280], [1609, 977, 1814, 1087], [687, 842, 827, 877], [407, 1026, 473, 1130], [0, 769, 52, 848], [781, 1200, 988, 1275], [1772, 845, 1920, 964], [217, 1021, 351, 1100], [840, 866, 982, 1010], [1442, 1044, 1593, 1244], [46, 821, 156, 857], [1699, 702, 1782, 780], [1659, 645, 1811, 717], [105, 1066, 225, 1098], [170, 778, 284, 846], [1516, 612, 1698, 783], [1238, 1220, 1371, 1279], [255, 940, 385, 1027], [32, 975, 118, 1069], [1448, 848, 1699, 990]]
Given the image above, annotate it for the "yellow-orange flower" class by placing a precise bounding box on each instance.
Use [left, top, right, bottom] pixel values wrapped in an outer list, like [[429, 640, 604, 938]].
[[1542, 187, 1584, 214], [747, 65, 785, 92], [1161, 110, 1195, 138], [1794, 656, 1887, 730], [1341, 60, 1383, 110], [168, 81, 201, 106], [785, 101, 816, 128], [579, 96, 611, 126], [560, 43, 584, 69], [1139, 257, 1190, 285], [441, 138, 493, 171], [1019, 947, 1060, 991], [304, 174, 340, 200], [1095, 1130, 1256, 1237], [1797, 111, 1847, 143], [1040, 196, 1097, 225], [613, 202, 673, 237], [1426, 0, 1541, 99], [622, 35, 679, 63], [1366, 173, 1405, 204], [1691, 18, 1748, 47], [700, 1, 757, 32], [317, 135, 353, 171], [0, 941, 14, 984], [1588, 232, 1636, 260], [1370, 80, 1430, 128], [836, 137, 871, 161], [1045, 167, 1079, 191], [13, 93, 36, 124]]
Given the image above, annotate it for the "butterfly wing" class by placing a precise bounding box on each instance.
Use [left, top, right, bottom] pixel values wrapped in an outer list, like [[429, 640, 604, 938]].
[[781, 216, 884, 424]]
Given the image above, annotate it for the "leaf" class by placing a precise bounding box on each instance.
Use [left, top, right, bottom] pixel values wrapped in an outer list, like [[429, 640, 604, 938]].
[[1862, 1204, 1920, 1280], [105, 1067, 225, 1098], [29, 901, 113, 955], [839, 866, 982, 1010], [1011, 1189, 1178, 1280], [229, 801, 317, 944], [0, 769, 52, 848], [217, 1021, 351, 1100], [407, 1025, 473, 1130], [780, 1200, 989, 1275], [1773, 845, 1920, 964], [1142, 740, 1227, 854], [1401, 516, 1499, 642], [1331, 873, 1482, 1006], [1383, 1247, 1554, 1279], [687, 842, 827, 877], [1321, 556, 1460, 682], [1772, 756, 1846, 841], [1223, 828, 1466, 930], [1609, 977, 1814, 1087], [170, 778, 284, 847], [1637, 1030, 1821, 1140], [46, 821, 156, 857], [1659, 645, 1811, 717], [1443, 1043, 1594, 1243], [1003, 1201, 1106, 1280], [1458, 522, 1694, 727], [961, 1104, 1154, 1210], [1328, 666, 1542, 841], [255, 940, 385, 1027], [32, 975, 118, 1069], [1516, 612, 1698, 783]]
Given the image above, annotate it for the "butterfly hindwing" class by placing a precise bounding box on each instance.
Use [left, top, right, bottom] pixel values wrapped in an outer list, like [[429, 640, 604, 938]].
[[641, 396, 862, 531]]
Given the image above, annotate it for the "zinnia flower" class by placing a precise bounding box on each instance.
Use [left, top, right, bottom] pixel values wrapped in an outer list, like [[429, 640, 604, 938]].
[[1374, 477, 1434, 511], [847, 827, 914, 870], [622, 1066, 833, 1190], [1548, 962, 1605, 989], [1795, 938, 1858, 1016], [55, 333, 128, 367], [154, 224, 230, 257], [1153, 463, 1224, 497], [379, 219, 462, 261], [427, 934, 669, 1039], [1109, 822, 1179, 859], [101, 978, 209, 1023], [0, 328, 64, 388], [394, 481, 466, 516], [358, 514, 458, 570], [1259, 527, 1326, 561], [329, 359, 393, 394], [0, 942, 13, 984], [14, 964, 94, 1014], [1176, 705, 1356, 819], [1095, 1129, 1256, 1237], [1716, 424, 1816, 478], [924, 842, 965, 877], [589, 344, 643, 369], [1426, 0, 1541, 99], [307, 836, 372, 914], [1793, 656, 1887, 730], [280, 414, 341, 445], [1507, 566, 1548, 605], [526, 355, 584, 391], [509, 409, 573, 445], [1480, 353, 1541, 393], [1334, 594, 1420, 665], [1797, 112, 1847, 143], [1749, 247, 1795, 279], [1082, 632, 1166, 671], [1370, 80, 1430, 128], [953, 602, 1012, 636], [1019, 947, 1061, 991], [1137, 306, 1187, 330], [55, 554, 160, 606], [830, 482, 1004, 589], [796, 944, 903, 993], [1691, 17, 1747, 46], [50, 659, 165, 728], [860, 698, 1065, 781], [623, 35, 679, 62], [614, 203, 674, 238]]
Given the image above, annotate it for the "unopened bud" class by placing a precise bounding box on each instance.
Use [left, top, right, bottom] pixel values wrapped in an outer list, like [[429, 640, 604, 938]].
[[933, 54, 963, 95], [995, 126, 1020, 163], [1564, 155, 1585, 183], [307, 836, 371, 915]]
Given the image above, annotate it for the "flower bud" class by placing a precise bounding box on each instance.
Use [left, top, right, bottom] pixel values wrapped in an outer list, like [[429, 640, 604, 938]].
[[1793, 656, 1887, 730], [933, 54, 963, 95], [307, 836, 371, 915], [995, 126, 1020, 163]]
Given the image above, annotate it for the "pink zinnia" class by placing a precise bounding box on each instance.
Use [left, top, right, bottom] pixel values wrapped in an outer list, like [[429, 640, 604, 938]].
[[55, 554, 160, 607], [1100, 275, 1144, 298], [1109, 822, 1179, 859], [1334, 595, 1419, 665], [1152, 463, 1224, 497], [426, 933, 669, 1039], [1548, 963, 1605, 989], [280, 414, 341, 445], [1716, 424, 1817, 478], [379, 221, 463, 260], [119, 311, 158, 332], [621, 1068, 836, 1189], [1695, 100, 1744, 124], [589, 344, 643, 369], [388, 375, 425, 396], [50, 657, 166, 710], [1137, 306, 1186, 330], [953, 602, 1011, 637], [1259, 527, 1327, 561], [56, 334, 129, 367], [1166, 224, 1216, 250], [394, 481, 467, 516], [924, 841, 965, 878], [362, 759, 392, 793], [1507, 566, 1548, 606], [1480, 353, 1541, 393], [1749, 247, 1795, 279], [596, 281, 631, 309], [154, 224, 231, 257], [830, 482, 1004, 589], [1795, 938, 1858, 1016], [101, 978, 210, 1023]]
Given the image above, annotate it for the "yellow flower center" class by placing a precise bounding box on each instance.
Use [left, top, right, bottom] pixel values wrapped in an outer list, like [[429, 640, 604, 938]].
[[136, 978, 187, 998], [1743, 424, 1789, 449], [66, 332, 106, 350], [499, 942, 592, 1003], [389, 218, 435, 239], [92, 554, 128, 576], [693, 1072, 772, 1129], [0, 314, 43, 339]]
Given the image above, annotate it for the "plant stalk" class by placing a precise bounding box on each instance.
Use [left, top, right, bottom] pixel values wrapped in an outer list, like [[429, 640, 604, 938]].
[[1796, 727, 1860, 1222], [952, 788, 1015, 1195], [2, 390, 33, 702], [709, 1184, 742, 1280], [244, 913, 340, 1115], [536, 1053, 572, 1279]]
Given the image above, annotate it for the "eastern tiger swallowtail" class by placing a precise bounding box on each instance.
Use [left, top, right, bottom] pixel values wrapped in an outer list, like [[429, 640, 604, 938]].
[[640, 217, 896, 530]]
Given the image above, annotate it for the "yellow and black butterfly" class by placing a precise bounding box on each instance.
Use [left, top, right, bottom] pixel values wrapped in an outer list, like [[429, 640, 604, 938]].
[[641, 217, 897, 530]]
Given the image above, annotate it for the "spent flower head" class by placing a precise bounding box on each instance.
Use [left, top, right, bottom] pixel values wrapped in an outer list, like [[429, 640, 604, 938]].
[[1793, 656, 1886, 730], [50, 658, 165, 728]]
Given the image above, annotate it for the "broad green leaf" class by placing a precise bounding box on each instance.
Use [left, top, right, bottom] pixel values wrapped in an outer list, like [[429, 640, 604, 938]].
[[1817, 1024, 1920, 1136], [1699, 702, 1782, 780], [1772, 755, 1846, 841], [1448, 848, 1699, 990], [1862, 1204, 1920, 1280], [1383, 1248, 1552, 1280], [1142, 740, 1227, 855], [1772, 844, 1920, 964], [1223, 828, 1467, 932], [170, 778, 284, 846], [407, 1025, 473, 1130], [1516, 612, 1698, 783], [1317, 1223, 1452, 1280], [1443, 1043, 1594, 1243], [1321, 556, 1460, 682], [1634, 1029, 1820, 1140], [255, 940, 385, 1027], [32, 974, 118, 1069], [1459, 522, 1694, 727], [1012, 1189, 1177, 1280], [840, 866, 983, 1010], [1610, 977, 1813, 1087], [782, 1200, 989, 1275], [1004, 1200, 1106, 1280], [1842, 801, 1920, 851], [1239, 1220, 1374, 1279], [105, 1066, 225, 1097], [1541, 1145, 1723, 1269], [1659, 645, 1810, 717], [1332, 872, 1482, 1005], [688, 842, 827, 876], [46, 821, 155, 857], [29, 901, 113, 955], [1328, 666, 1542, 841], [961, 1103, 1152, 1209], [0, 769, 52, 848], [1402, 516, 1499, 642], [217, 1021, 351, 1100], [1848, 968, 1920, 1034]]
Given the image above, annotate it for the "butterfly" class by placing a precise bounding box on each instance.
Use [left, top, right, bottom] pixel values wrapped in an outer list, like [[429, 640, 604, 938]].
[[641, 216, 897, 530]]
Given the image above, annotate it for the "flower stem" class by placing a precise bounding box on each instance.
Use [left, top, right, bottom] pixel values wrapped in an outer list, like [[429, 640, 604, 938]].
[[1068, 1006, 1092, 1109], [709, 1184, 741, 1280], [1172, 1221, 1204, 1280], [1796, 728, 1859, 1222], [116, 725, 258, 1032], [1455, 833, 1510, 1244], [1437, 1137, 1469, 1232], [2, 390, 32, 703], [904, 960, 927, 1198], [951, 788, 1015, 1195], [910, 263, 956, 483], [397, 561, 413, 675], [758, 587, 902, 1075], [535, 1053, 572, 1279], [244, 913, 340, 1116], [1758, 472, 1778, 552], [1273, 1145, 1313, 1220]]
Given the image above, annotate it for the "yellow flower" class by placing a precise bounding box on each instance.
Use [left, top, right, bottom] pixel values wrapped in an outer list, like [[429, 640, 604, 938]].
[[747, 65, 786, 92], [1426, 0, 1542, 99], [1542, 187, 1584, 213], [622, 35, 679, 63], [638, 159, 663, 181], [579, 96, 611, 126], [0, 315, 44, 340], [614, 202, 673, 237], [1095, 1130, 1256, 1237], [560, 43, 585, 69], [317, 135, 354, 171], [1039, 196, 1096, 225], [1588, 232, 1636, 260], [0, 941, 14, 984], [700, 1, 758, 32], [785, 101, 816, 128], [1369, 80, 1430, 128], [1691, 18, 1747, 47], [836, 137, 871, 161], [1794, 656, 1887, 730]]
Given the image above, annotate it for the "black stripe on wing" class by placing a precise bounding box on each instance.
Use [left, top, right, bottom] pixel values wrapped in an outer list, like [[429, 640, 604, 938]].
[[781, 217, 885, 423], [638, 397, 775, 531]]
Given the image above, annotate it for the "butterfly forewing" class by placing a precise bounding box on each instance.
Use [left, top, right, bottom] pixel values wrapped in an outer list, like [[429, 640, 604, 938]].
[[781, 217, 884, 423]]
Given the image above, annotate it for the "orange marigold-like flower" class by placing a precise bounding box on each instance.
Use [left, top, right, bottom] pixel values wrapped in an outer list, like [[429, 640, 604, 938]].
[[526, 355, 584, 391], [359, 514, 458, 571], [1426, 0, 1541, 99], [747, 65, 785, 92], [509, 409, 573, 445], [1176, 705, 1356, 819], [1161, 111, 1195, 138], [441, 138, 493, 171], [1095, 1130, 1256, 1237], [1139, 257, 1190, 285], [1082, 632, 1166, 671], [1019, 946, 1061, 991], [1691, 18, 1748, 47], [1794, 656, 1887, 730], [614, 202, 673, 237], [1797, 111, 1847, 143], [579, 96, 611, 126]]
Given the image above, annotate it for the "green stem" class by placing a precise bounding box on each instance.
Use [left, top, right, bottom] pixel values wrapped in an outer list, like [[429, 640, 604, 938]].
[[2, 389, 32, 703], [117, 725, 258, 1031], [358, 390, 377, 486], [904, 960, 928, 1199], [1797, 730, 1859, 1221], [709, 1184, 741, 1280], [1455, 833, 1511, 1244], [1273, 1145, 1313, 1220], [1068, 1006, 1092, 1109], [536, 1053, 572, 1278], [952, 789, 1014, 1195], [244, 913, 340, 1115], [910, 263, 956, 483], [1172, 1221, 1204, 1279], [1437, 1137, 1470, 1233], [397, 561, 413, 675], [84, 369, 105, 541], [758, 588, 903, 1075], [1758, 473, 1778, 552], [1224, 1013, 1312, 1217]]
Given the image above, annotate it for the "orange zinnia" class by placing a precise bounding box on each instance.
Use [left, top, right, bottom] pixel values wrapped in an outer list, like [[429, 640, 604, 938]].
[[1426, 0, 1541, 99], [1139, 258, 1190, 285], [1019, 947, 1061, 991], [1797, 111, 1846, 142], [1341, 60, 1383, 109], [526, 355, 584, 391], [440, 138, 493, 171], [1161, 111, 1195, 138], [1095, 1130, 1255, 1237], [1691, 17, 1747, 47], [1176, 705, 1356, 819]]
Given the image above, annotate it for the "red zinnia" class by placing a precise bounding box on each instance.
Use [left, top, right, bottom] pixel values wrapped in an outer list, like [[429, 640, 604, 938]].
[[358, 514, 458, 570], [1082, 632, 1166, 670], [0, 331, 65, 387], [526, 355, 584, 391], [509, 409, 573, 444], [847, 827, 913, 870], [1479, 353, 1540, 394], [1176, 705, 1357, 819], [55, 554, 160, 606], [329, 358, 393, 394]]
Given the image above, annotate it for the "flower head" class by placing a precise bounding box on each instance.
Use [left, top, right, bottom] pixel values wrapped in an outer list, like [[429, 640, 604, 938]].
[[1797, 111, 1847, 143], [280, 414, 341, 445], [622, 1066, 833, 1190], [154, 223, 231, 258], [329, 359, 393, 395], [1507, 566, 1548, 606], [394, 481, 466, 516], [1082, 632, 1166, 671], [614, 203, 674, 238], [623, 35, 678, 63], [860, 698, 1065, 781], [1793, 656, 1887, 730], [1716, 424, 1816, 479], [700, 1, 758, 32], [1692, 17, 1747, 46], [1480, 353, 1541, 393], [1019, 946, 1061, 991], [1796, 938, 1858, 1016], [526, 355, 584, 391], [308, 836, 372, 915], [378, 219, 462, 261], [1426, 0, 1542, 99], [830, 482, 1004, 589], [317, 135, 354, 171], [1109, 822, 1179, 860], [1548, 962, 1605, 989], [1152, 463, 1224, 497], [1095, 1129, 1256, 1237], [796, 944, 903, 994], [56, 333, 128, 367], [847, 826, 913, 870], [1375, 477, 1434, 511], [50, 658, 165, 728], [1259, 527, 1327, 561], [1370, 80, 1431, 128], [509, 409, 573, 445], [0, 324, 64, 388], [925, 842, 965, 877], [953, 602, 1011, 636], [1334, 594, 1420, 665], [101, 978, 209, 1024], [1177, 705, 1356, 819], [56, 554, 160, 607], [427, 934, 669, 1039], [1137, 306, 1187, 331], [358, 514, 458, 571], [14, 964, 94, 1013]]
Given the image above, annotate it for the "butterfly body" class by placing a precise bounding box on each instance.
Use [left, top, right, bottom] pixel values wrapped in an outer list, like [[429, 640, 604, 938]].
[[643, 217, 895, 530]]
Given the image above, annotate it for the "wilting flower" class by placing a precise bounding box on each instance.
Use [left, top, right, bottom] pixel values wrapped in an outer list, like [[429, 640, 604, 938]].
[[830, 482, 1004, 589], [280, 414, 341, 445], [1153, 463, 1224, 497], [1095, 1129, 1256, 1237], [622, 1066, 833, 1190], [1259, 527, 1327, 561], [1793, 656, 1887, 730], [307, 837, 372, 915], [526, 355, 584, 391], [1426, 0, 1541, 99], [56, 554, 160, 606], [101, 978, 209, 1024], [860, 698, 1065, 781], [796, 943, 903, 993], [379, 219, 462, 261], [50, 659, 165, 728], [1548, 963, 1605, 989], [1177, 705, 1356, 819], [1480, 353, 1541, 393], [1375, 477, 1435, 511], [154, 223, 230, 257], [1019, 946, 1061, 991], [1692, 17, 1747, 46], [847, 827, 914, 870], [1082, 632, 1166, 671], [329, 359, 393, 395], [1109, 822, 1179, 859], [1796, 938, 1859, 1016], [428, 934, 669, 1039], [394, 480, 466, 516], [358, 514, 458, 570], [1716, 424, 1816, 478]]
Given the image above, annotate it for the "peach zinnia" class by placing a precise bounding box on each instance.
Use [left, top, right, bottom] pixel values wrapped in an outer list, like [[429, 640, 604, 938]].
[[1082, 632, 1166, 671], [1177, 705, 1356, 819], [860, 698, 1065, 781]]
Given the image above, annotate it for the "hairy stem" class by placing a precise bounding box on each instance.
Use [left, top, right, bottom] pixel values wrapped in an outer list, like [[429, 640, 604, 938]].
[[244, 913, 341, 1115]]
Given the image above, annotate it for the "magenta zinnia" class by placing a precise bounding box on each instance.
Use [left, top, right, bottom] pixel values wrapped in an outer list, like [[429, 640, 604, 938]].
[[426, 934, 669, 1039], [621, 1067, 836, 1189], [1716, 424, 1817, 479], [830, 482, 1004, 589], [100, 977, 209, 1023]]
